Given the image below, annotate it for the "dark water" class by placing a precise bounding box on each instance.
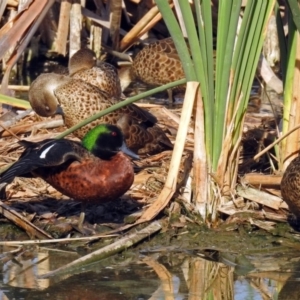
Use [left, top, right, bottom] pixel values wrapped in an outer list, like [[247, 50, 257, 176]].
[[1, 244, 300, 299]]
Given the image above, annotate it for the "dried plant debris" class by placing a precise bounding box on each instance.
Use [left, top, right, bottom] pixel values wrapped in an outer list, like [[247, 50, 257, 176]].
[[240, 117, 279, 173]]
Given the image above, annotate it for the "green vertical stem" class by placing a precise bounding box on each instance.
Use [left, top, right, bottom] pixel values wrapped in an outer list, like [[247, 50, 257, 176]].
[[286, 0, 300, 33], [275, 2, 287, 83], [282, 18, 297, 156], [154, 0, 197, 81], [213, 0, 242, 171], [194, 0, 214, 162], [179, 0, 213, 159]]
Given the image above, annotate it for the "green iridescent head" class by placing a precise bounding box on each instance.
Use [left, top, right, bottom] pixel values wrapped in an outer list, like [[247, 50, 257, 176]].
[[82, 124, 139, 160]]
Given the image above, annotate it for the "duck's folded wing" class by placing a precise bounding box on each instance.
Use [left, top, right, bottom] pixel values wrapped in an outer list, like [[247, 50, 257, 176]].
[[126, 104, 157, 126], [0, 140, 83, 186]]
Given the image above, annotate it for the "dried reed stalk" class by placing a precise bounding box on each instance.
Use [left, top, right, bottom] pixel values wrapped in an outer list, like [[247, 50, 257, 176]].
[[242, 173, 282, 186], [137, 81, 199, 223], [69, 1, 82, 56], [90, 24, 102, 56], [109, 0, 122, 50], [136, 8, 167, 41], [54, 0, 72, 55], [120, 4, 160, 51], [193, 89, 208, 219], [0, 0, 56, 93], [283, 31, 300, 170]]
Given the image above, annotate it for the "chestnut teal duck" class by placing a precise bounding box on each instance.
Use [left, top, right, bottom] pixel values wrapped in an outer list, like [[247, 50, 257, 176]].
[[0, 124, 138, 226]]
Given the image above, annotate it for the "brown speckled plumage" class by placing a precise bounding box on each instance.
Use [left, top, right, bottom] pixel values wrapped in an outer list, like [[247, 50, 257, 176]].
[[69, 48, 122, 98], [28, 73, 173, 155], [131, 38, 185, 90], [281, 156, 300, 218]]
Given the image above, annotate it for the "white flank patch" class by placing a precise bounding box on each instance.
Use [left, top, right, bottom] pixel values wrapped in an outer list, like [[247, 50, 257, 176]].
[[40, 144, 56, 159]]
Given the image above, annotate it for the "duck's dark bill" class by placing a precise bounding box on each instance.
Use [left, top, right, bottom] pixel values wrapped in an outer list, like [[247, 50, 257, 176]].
[[120, 142, 139, 160], [55, 105, 64, 115]]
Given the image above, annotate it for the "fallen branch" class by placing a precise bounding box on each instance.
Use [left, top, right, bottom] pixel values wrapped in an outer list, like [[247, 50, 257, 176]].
[[236, 185, 287, 210], [241, 173, 282, 186], [40, 221, 162, 278], [0, 234, 119, 246], [0, 118, 63, 137]]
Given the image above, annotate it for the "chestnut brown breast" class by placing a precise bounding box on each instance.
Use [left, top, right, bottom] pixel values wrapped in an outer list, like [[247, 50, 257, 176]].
[[34, 152, 134, 203]]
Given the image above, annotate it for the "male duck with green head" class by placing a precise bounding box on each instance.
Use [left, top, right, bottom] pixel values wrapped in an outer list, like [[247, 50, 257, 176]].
[[0, 124, 139, 227]]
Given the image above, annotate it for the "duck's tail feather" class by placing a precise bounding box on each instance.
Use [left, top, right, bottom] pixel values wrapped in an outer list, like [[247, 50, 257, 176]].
[[129, 104, 158, 125], [0, 159, 38, 186], [0, 183, 7, 199], [18, 140, 38, 148]]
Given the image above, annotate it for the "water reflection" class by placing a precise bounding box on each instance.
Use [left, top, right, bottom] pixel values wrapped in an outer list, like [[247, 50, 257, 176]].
[[0, 245, 299, 299], [3, 247, 49, 290]]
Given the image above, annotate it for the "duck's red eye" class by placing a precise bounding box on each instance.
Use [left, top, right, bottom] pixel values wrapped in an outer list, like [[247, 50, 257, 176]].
[[111, 131, 117, 136]]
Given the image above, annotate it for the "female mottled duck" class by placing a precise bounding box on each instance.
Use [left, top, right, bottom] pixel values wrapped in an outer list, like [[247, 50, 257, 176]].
[[28, 73, 173, 155], [119, 38, 186, 100], [69, 48, 122, 98], [281, 156, 300, 220], [132, 38, 185, 87]]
